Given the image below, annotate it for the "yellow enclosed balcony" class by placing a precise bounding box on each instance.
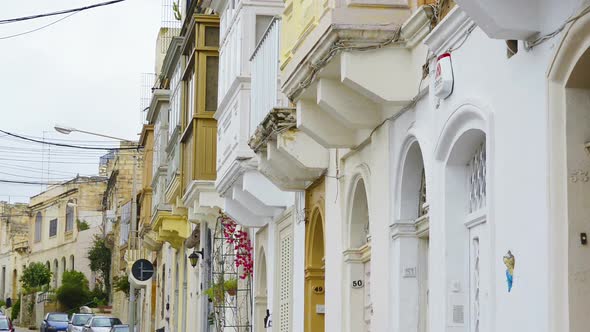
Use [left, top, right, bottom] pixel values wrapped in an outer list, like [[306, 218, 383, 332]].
[[281, 0, 412, 74], [179, 14, 220, 211]]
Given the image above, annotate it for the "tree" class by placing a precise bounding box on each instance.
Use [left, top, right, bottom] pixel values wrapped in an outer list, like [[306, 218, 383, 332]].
[[77, 219, 90, 231], [56, 270, 90, 310], [87, 234, 111, 296], [112, 275, 130, 297], [20, 262, 51, 293]]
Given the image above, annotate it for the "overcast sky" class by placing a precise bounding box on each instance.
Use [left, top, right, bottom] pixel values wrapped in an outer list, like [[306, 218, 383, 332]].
[[0, 0, 161, 203]]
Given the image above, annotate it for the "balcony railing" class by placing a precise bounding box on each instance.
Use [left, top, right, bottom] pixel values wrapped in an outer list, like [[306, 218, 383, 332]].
[[124, 230, 147, 263], [250, 17, 288, 137]]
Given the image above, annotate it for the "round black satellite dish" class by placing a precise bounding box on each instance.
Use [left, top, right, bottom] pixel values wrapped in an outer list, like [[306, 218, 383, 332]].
[[131, 259, 154, 281]]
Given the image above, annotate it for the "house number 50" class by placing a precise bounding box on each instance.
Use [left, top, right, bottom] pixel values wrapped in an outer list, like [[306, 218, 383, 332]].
[[352, 280, 364, 289]]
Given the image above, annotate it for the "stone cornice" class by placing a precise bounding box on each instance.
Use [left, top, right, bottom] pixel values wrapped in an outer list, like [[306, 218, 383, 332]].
[[282, 6, 433, 101], [423, 6, 476, 55], [181, 180, 216, 207], [214, 158, 257, 196], [248, 107, 297, 152], [147, 89, 171, 124]]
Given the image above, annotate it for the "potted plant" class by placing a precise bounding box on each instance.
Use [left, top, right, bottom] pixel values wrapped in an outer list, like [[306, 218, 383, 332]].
[[204, 282, 224, 305], [224, 278, 238, 296]]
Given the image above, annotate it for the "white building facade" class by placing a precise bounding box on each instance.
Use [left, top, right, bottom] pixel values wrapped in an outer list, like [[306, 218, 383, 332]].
[[210, 1, 312, 331], [254, 0, 590, 331]]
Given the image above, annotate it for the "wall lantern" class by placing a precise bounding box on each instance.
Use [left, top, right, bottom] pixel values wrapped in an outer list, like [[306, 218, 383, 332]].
[[188, 249, 204, 268]]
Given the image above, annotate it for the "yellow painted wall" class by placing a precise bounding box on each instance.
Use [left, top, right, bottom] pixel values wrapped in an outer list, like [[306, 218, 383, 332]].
[[281, 0, 329, 68]]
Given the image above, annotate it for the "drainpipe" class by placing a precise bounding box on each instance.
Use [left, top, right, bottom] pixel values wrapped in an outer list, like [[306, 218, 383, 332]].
[[200, 220, 208, 332]]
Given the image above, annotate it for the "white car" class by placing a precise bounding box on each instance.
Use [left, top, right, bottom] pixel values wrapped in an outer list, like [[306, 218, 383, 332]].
[[67, 313, 93, 332], [82, 317, 122, 332]]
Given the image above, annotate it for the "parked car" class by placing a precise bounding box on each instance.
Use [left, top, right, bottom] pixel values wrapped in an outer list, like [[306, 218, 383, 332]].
[[0, 316, 14, 332], [40, 312, 70, 332], [82, 316, 122, 332], [109, 325, 128, 332], [68, 313, 94, 332]]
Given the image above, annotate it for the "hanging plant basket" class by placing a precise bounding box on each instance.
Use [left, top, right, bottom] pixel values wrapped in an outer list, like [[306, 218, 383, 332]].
[[224, 278, 238, 296]]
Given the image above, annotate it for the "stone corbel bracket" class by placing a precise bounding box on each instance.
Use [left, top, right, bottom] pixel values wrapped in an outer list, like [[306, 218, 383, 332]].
[[248, 107, 329, 191]]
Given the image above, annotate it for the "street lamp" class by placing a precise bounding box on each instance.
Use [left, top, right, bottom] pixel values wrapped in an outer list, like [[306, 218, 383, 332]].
[[54, 124, 133, 142], [188, 249, 204, 268], [55, 123, 140, 332]]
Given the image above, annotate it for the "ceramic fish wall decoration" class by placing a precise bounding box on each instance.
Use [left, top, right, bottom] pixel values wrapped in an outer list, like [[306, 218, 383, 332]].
[[503, 250, 515, 292]]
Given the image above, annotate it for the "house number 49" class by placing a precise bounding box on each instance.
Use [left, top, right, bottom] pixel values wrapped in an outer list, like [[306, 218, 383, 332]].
[[352, 280, 364, 289]]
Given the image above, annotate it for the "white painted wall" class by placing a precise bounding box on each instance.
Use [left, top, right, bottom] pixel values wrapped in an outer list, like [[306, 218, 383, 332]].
[[386, 8, 559, 332], [311, 4, 583, 332]]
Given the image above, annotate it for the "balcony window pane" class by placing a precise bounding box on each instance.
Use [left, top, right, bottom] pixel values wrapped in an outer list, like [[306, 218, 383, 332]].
[[205, 56, 219, 112], [204, 27, 219, 47]]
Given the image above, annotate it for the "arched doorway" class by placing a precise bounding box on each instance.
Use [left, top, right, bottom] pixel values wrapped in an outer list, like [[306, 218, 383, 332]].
[[11, 269, 17, 299], [305, 178, 325, 332], [305, 207, 325, 332], [443, 128, 487, 332], [394, 139, 429, 332], [344, 176, 371, 332], [547, 11, 590, 331], [563, 46, 590, 332], [53, 259, 59, 288], [255, 248, 268, 332]]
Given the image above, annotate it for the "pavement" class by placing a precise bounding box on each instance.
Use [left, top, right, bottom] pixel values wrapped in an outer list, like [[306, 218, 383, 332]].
[[15, 327, 32, 332]]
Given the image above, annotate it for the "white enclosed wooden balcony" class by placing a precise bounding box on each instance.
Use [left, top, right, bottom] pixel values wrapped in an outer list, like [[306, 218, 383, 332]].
[[249, 17, 328, 190], [250, 18, 288, 138]]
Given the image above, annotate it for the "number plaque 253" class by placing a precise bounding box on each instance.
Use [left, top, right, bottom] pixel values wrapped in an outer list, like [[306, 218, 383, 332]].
[[352, 280, 364, 289]]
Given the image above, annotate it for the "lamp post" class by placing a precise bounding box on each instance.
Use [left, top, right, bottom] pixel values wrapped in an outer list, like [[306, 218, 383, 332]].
[[54, 124, 133, 142], [55, 124, 140, 332]]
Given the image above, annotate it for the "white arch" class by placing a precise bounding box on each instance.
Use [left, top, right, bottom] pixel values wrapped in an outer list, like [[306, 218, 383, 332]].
[[547, 9, 590, 331], [344, 164, 372, 249], [395, 136, 428, 222], [434, 101, 492, 163]]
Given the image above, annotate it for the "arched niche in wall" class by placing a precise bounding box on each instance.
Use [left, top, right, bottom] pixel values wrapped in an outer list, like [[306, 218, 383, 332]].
[[393, 137, 429, 332]]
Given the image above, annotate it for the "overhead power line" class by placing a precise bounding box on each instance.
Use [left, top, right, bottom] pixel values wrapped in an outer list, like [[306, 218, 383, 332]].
[[0, 129, 141, 150], [0, 178, 107, 186], [0, 0, 127, 25], [0, 12, 78, 40]]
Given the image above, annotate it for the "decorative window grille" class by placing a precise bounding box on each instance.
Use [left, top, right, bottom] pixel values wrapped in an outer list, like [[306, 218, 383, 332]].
[[65, 204, 74, 232], [418, 168, 428, 217], [279, 229, 293, 332], [35, 212, 42, 242], [468, 142, 486, 213], [472, 237, 480, 332], [364, 262, 372, 332]]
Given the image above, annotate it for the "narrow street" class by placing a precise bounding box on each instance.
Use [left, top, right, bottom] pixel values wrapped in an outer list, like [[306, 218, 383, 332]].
[[15, 327, 29, 332]]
